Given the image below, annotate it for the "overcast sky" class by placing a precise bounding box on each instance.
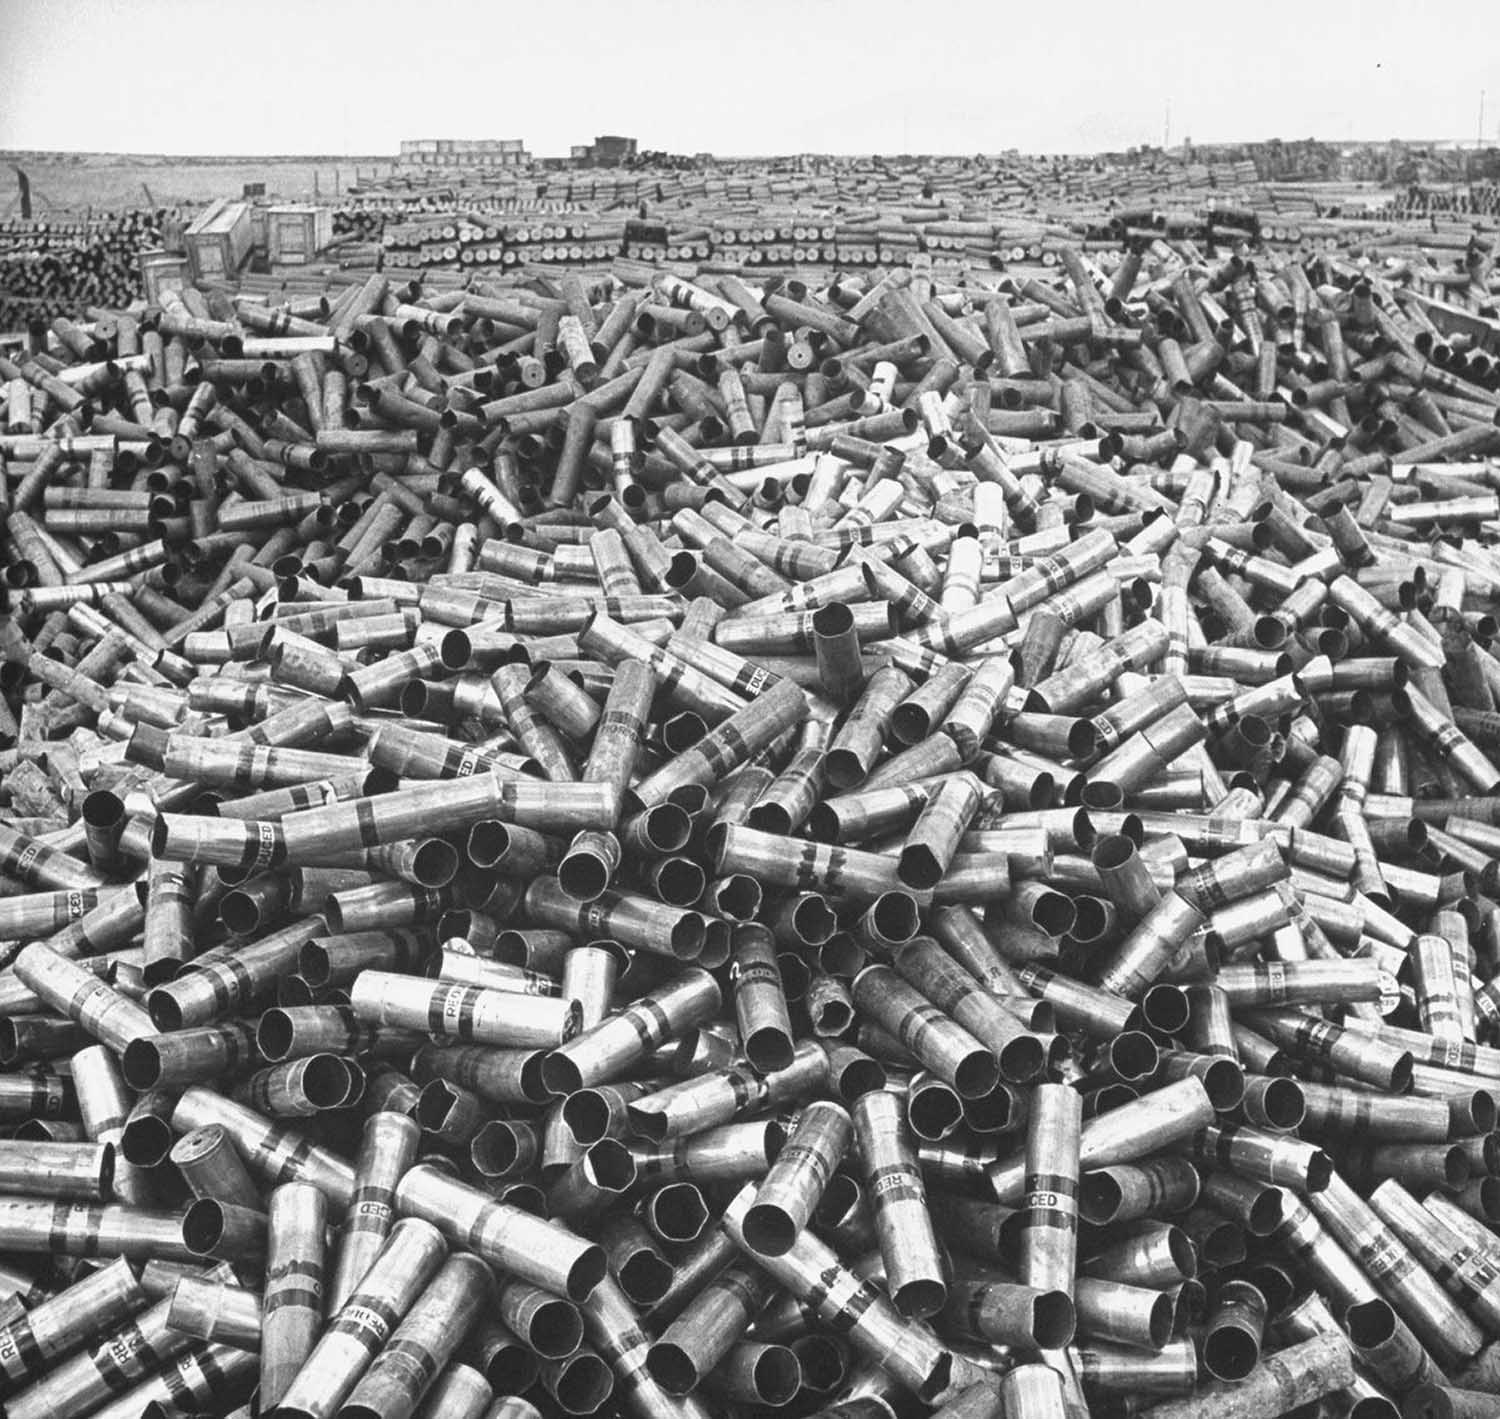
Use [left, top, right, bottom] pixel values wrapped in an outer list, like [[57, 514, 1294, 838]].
[[1, 0, 1496, 157]]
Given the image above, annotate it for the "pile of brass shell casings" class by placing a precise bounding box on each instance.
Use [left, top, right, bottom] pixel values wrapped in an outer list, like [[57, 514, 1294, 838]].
[[7, 232, 1500, 1419]]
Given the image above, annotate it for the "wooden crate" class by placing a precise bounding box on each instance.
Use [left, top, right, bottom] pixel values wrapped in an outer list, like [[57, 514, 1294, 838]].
[[184, 199, 254, 281], [266, 206, 334, 266], [138, 250, 190, 304]]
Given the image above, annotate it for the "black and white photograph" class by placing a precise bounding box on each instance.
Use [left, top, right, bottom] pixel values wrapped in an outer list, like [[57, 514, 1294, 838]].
[[2, 2, 1500, 1416]]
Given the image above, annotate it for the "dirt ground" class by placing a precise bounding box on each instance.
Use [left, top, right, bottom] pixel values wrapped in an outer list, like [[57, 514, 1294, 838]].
[[0, 152, 400, 216]]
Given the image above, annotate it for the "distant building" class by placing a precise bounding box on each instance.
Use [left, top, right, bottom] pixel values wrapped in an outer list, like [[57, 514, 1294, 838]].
[[398, 138, 529, 168], [572, 135, 639, 167]]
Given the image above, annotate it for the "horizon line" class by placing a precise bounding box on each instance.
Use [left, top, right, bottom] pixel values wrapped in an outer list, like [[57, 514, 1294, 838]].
[[4, 138, 1499, 164]]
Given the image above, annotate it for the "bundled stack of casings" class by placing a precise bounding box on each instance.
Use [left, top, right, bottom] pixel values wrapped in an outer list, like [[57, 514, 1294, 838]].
[[0, 211, 167, 330], [618, 227, 711, 267], [505, 220, 636, 269], [380, 218, 474, 270], [711, 217, 841, 269], [459, 219, 518, 270], [376, 214, 631, 273], [380, 216, 513, 272], [1386, 186, 1500, 224], [6, 233, 1500, 1419], [332, 205, 391, 244]]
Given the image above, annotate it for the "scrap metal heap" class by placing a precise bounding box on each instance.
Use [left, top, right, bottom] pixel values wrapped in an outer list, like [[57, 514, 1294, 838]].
[[2, 231, 1500, 1418]]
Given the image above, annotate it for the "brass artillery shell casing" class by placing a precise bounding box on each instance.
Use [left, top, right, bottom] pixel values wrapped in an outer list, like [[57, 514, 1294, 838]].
[[943, 657, 1015, 762], [350, 969, 581, 1048], [272, 1217, 448, 1419], [1133, 1332, 1355, 1419], [851, 965, 998, 1099], [987, 1078, 1214, 1204], [13, 943, 155, 1053], [730, 925, 795, 1072], [0, 1254, 145, 1388], [165, 1274, 262, 1349], [260, 1181, 327, 1408], [541, 968, 721, 1096], [338, 1252, 491, 1419], [170, 1086, 355, 1208], [646, 1260, 775, 1394], [0, 1138, 115, 1201], [169, 1124, 262, 1209], [1, 1262, 229, 1419], [852, 1087, 948, 1318], [722, 1181, 952, 1401], [395, 1162, 605, 1301], [627, 1037, 826, 1141], [1310, 1171, 1485, 1370], [892, 937, 1046, 1082], [1021, 1083, 1082, 1301], [997, 1361, 1071, 1418]]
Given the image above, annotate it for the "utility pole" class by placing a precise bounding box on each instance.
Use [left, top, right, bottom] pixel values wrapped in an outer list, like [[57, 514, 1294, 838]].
[[13, 168, 30, 220], [1477, 90, 1486, 182]]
